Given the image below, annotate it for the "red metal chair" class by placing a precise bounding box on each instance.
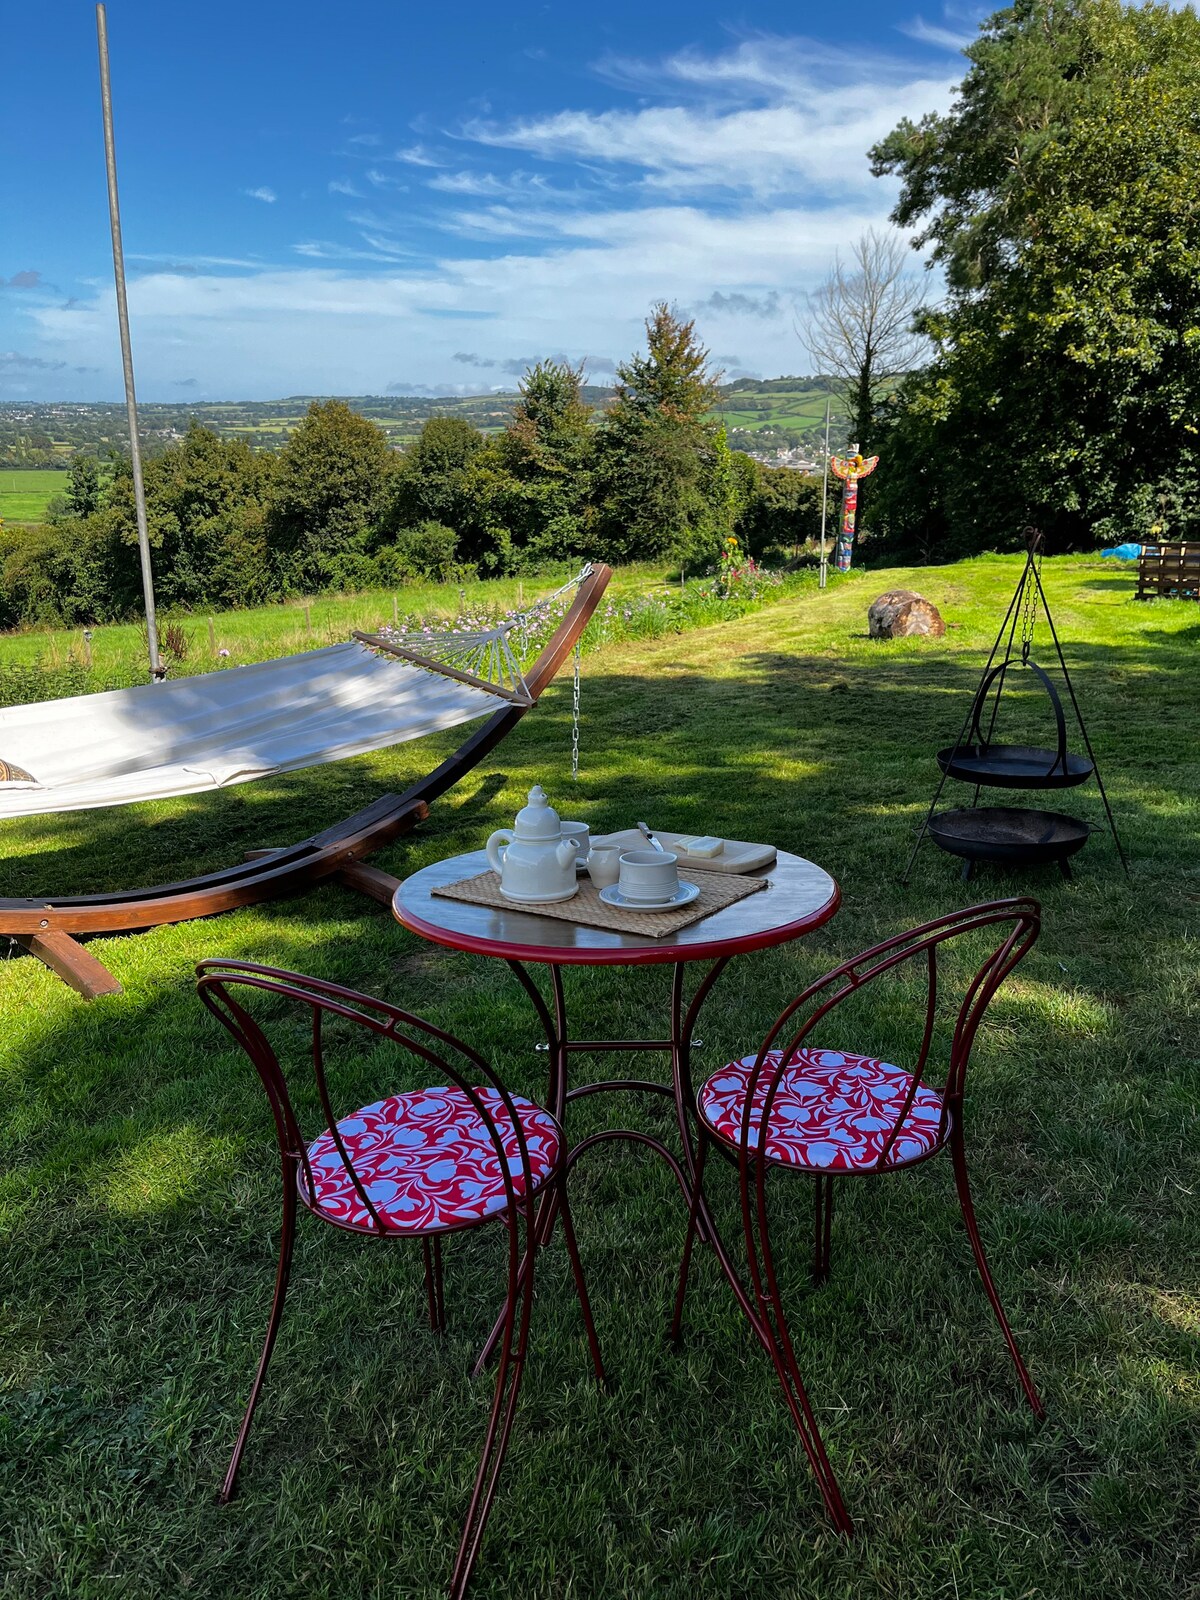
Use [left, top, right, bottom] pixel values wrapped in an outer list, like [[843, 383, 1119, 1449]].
[[671, 899, 1043, 1535], [197, 960, 603, 1599]]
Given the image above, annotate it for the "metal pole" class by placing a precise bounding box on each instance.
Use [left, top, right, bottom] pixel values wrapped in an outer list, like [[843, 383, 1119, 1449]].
[[96, 4, 163, 680], [818, 397, 831, 589]]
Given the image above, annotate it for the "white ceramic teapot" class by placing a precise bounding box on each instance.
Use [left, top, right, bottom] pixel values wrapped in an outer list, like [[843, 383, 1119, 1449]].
[[486, 785, 579, 903]]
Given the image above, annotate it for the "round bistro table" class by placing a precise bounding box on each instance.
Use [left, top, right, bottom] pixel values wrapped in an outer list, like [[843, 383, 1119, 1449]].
[[393, 847, 840, 1365]]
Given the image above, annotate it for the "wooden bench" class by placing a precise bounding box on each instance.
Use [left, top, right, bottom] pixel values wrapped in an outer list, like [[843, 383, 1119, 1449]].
[[1136, 542, 1200, 600]]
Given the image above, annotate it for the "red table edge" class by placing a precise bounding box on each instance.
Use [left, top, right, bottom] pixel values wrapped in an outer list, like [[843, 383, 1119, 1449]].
[[391, 879, 842, 967]]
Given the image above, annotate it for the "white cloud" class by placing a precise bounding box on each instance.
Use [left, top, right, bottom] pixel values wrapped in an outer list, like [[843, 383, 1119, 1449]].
[[899, 16, 976, 51], [328, 177, 361, 196], [390, 144, 446, 167], [243, 186, 277, 204], [462, 77, 954, 201]]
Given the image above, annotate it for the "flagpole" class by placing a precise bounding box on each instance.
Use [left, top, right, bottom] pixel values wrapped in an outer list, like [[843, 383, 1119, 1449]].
[[818, 395, 831, 589], [96, 3, 163, 679]]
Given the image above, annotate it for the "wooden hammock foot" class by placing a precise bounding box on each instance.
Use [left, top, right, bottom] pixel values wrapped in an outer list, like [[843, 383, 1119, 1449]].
[[15, 931, 123, 999], [335, 862, 402, 907]]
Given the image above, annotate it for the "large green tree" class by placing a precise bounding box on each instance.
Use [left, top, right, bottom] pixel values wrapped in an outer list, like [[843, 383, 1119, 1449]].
[[383, 416, 492, 561], [267, 400, 394, 588], [871, 0, 1200, 554], [595, 303, 730, 562], [496, 359, 596, 562]]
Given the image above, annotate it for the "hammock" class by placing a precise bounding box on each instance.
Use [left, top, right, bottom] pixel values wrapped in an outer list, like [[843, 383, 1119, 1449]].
[[0, 568, 589, 821], [0, 643, 502, 820], [0, 563, 611, 1000]]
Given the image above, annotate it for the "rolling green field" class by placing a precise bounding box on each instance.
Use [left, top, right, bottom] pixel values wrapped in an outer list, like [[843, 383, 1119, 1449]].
[[1, 554, 1197, 1598], [716, 386, 842, 433], [0, 469, 66, 526]]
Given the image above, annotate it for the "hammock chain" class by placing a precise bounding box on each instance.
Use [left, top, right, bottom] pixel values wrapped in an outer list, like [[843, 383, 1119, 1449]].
[[571, 635, 582, 783]]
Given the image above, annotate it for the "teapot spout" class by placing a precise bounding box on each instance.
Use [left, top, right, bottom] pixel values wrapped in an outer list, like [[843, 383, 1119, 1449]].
[[555, 838, 579, 872]]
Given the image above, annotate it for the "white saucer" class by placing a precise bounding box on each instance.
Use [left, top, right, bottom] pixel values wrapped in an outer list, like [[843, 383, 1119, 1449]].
[[598, 881, 701, 913]]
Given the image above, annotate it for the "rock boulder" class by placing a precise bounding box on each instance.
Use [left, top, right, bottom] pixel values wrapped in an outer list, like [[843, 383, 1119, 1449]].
[[868, 589, 946, 639]]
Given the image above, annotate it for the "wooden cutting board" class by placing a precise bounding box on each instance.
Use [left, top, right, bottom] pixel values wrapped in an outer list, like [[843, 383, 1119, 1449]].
[[589, 827, 777, 875]]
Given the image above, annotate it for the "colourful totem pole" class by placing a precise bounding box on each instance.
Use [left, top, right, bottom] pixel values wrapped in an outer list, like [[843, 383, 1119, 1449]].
[[830, 448, 879, 571]]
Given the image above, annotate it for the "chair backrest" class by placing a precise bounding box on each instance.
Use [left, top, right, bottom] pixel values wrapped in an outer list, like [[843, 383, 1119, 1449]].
[[746, 899, 1040, 1170], [196, 960, 538, 1234]]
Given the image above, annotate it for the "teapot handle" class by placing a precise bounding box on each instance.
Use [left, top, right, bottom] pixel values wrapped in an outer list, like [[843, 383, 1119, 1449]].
[[486, 829, 513, 877]]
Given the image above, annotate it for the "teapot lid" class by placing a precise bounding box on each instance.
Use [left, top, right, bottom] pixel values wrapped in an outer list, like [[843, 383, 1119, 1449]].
[[513, 784, 561, 839]]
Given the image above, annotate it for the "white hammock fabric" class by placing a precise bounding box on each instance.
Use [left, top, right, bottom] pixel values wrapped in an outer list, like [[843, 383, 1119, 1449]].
[[0, 641, 502, 820]]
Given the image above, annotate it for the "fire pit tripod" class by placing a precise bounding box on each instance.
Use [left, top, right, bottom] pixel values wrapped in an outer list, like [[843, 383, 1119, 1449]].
[[904, 534, 1128, 883]]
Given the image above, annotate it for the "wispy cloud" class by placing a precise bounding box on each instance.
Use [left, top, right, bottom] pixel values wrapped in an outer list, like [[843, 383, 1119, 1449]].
[[365, 168, 409, 191], [243, 186, 277, 204], [0, 270, 42, 290], [389, 144, 447, 168], [293, 239, 409, 263], [328, 177, 362, 197], [130, 252, 265, 269], [899, 15, 976, 51]]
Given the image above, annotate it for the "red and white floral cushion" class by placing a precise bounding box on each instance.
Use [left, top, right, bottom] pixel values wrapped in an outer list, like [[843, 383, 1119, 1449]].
[[302, 1087, 561, 1234], [697, 1048, 945, 1172]]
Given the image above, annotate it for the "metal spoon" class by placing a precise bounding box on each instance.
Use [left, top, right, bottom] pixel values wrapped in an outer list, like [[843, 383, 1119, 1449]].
[[637, 821, 667, 853]]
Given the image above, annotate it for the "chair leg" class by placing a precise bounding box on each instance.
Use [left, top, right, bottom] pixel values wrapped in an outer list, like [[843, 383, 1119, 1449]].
[[448, 1213, 538, 1600], [812, 1175, 834, 1285], [423, 1236, 447, 1334], [557, 1184, 606, 1384], [220, 1166, 298, 1504], [670, 1133, 709, 1344], [950, 1125, 1044, 1418], [744, 1166, 854, 1536]]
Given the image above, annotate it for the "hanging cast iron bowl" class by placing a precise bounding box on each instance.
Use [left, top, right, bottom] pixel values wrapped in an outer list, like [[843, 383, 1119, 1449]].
[[936, 660, 1095, 790]]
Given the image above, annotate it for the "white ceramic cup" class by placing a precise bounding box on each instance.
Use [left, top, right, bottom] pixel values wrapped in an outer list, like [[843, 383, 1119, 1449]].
[[585, 843, 622, 888], [559, 821, 590, 863], [618, 848, 680, 903]]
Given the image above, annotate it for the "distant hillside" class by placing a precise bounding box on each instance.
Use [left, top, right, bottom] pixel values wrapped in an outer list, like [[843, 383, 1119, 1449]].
[[0, 379, 848, 469]]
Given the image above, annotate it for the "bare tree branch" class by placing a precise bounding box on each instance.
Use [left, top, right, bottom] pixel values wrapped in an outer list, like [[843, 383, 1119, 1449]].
[[802, 229, 928, 448]]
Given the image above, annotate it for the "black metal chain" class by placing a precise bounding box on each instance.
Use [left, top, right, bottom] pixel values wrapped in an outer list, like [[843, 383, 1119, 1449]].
[[1019, 530, 1044, 663]]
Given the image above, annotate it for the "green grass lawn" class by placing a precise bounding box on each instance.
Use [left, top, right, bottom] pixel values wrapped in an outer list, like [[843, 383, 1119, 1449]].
[[0, 470, 66, 526], [0, 562, 673, 680], [1, 554, 1197, 1598]]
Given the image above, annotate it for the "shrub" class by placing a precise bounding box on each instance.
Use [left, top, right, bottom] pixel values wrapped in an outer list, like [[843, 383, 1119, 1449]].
[[377, 521, 463, 585]]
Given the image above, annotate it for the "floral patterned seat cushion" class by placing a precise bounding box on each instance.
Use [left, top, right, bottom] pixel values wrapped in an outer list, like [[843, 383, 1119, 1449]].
[[302, 1087, 561, 1234], [697, 1049, 945, 1172]]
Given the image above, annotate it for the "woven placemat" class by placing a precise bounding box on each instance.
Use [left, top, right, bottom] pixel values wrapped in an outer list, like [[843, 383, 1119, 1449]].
[[432, 869, 767, 938]]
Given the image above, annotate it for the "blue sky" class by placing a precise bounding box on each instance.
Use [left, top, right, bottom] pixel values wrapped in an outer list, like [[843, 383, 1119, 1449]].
[[1, 1, 979, 401]]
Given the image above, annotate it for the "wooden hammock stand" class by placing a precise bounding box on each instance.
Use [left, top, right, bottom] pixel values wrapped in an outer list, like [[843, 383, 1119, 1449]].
[[0, 565, 610, 1000]]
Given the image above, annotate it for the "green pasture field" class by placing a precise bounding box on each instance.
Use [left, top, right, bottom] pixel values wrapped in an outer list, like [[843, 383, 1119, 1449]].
[[1, 554, 1197, 1598], [0, 468, 66, 525], [715, 385, 846, 438]]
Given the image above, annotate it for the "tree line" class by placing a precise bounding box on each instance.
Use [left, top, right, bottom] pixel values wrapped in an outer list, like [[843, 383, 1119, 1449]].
[[0, 305, 821, 628]]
